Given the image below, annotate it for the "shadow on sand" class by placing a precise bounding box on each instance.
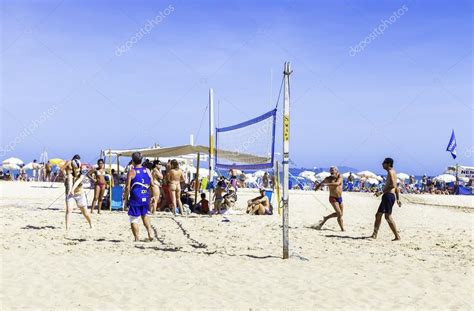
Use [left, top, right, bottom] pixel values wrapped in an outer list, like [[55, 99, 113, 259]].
[[324, 234, 370, 240], [22, 225, 58, 230]]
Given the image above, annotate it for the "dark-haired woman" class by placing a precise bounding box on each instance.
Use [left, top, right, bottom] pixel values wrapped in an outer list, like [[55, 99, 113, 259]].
[[88, 159, 107, 214]]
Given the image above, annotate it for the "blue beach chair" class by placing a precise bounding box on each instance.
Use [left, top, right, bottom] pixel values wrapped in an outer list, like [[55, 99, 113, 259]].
[[111, 186, 124, 210]]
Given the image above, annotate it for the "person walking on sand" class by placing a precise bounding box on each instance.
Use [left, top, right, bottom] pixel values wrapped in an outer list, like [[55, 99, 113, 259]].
[[61, 154, 92, 230], [313, 166, 345, 231], [123, 152, 153, 242], [371, 157, 402, 241]]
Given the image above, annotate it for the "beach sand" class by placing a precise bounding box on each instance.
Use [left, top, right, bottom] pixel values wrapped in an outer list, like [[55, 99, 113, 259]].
[[1, 181, 472, 309]]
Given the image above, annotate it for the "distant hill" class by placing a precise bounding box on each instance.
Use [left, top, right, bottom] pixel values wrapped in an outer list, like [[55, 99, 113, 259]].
[[289, 166, 359, 175]]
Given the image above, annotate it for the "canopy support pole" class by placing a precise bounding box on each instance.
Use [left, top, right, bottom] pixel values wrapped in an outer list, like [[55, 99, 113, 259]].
[[194, 153, 201, 207]]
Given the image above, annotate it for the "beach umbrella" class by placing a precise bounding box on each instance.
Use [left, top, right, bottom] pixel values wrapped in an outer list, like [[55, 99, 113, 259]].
[[2, 163, 20, 170], [342, 172, 359, 179], [316, 171, 330, 180], [434, 174, 456, 183], [49, 158, 65, 166], [23, 162, 35, 170], [2, 157, 23, 166], [396, 173, 410, 180], [357, 170, 377, 178], [376, 175, 384, 181], [299, 171, 316, 179], [366, 178, 379, 185]]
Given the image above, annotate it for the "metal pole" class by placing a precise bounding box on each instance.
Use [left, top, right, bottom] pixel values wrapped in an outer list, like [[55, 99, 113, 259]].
[[209, 88, 215, 202], [109, 149, 112, 211], [282, 62, 292, 259], [194, 153, 200, 207]]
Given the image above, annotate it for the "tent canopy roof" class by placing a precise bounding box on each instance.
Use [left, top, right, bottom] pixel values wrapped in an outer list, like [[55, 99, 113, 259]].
[[106, 144, 269, 165]]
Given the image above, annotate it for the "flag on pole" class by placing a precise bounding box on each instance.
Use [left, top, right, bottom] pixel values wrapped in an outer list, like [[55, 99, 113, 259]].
[[446, 129, 457, 159]]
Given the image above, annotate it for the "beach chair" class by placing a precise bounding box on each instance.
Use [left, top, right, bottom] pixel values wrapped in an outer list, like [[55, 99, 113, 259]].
[[110, 186, 124, 210]]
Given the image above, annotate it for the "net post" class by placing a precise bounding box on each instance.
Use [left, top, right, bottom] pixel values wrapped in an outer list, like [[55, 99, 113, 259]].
[[282, 62, 292, 259], [108, 149, 112, 212], [209, 88, 215, 204]]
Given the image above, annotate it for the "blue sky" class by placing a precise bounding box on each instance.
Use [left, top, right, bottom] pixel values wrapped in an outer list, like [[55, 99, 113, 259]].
[[1, 0, 472, 175]]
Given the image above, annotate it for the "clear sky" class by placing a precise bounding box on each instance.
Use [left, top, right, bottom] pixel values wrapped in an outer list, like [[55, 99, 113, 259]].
[[1, 0, 472, 175]]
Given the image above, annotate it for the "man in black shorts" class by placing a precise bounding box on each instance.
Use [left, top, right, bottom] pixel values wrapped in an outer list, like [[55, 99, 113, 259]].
[[371, 158, 402, 241]]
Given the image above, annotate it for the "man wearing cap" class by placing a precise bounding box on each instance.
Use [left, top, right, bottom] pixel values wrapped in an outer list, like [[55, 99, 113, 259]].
[[313, 166, 345, 231], [61, 154, 92, 230]]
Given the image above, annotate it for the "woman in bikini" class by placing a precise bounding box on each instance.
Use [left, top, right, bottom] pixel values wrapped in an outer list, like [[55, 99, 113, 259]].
[[88, 158, 107, 214], [150, 160, 163, 214], [167, 159, 185, 216]]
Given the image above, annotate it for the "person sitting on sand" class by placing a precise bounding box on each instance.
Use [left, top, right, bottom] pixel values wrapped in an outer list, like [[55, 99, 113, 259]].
[[195, 193, 209, 214], [61, 154, 93, 230], [371, 157, 402, 241], [222, 187, 237, 211], [247, 188, 271, 215], [123, 152, 153, 242], [213, 178, 228, 214], [313, 166, 345, 231], [87, 159, 107, 214]]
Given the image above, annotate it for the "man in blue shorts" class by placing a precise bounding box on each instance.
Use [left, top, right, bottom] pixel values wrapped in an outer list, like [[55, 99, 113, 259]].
[[372, 158, 402, 241], [123, 152, 154, 242]]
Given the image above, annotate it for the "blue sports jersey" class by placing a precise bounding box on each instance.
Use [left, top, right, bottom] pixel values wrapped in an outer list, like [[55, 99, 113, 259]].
[[129, 167, 150, 206]]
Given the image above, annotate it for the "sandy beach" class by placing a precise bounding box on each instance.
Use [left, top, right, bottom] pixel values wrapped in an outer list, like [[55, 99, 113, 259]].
[[1, 181, 472, 310]]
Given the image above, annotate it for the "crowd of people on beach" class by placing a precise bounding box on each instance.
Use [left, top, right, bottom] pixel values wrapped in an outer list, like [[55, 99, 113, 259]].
[[3, 152, 470, 242]]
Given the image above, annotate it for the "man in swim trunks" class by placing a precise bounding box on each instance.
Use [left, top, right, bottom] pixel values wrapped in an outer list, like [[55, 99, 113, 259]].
[[313, 166, 345, 231], [371, 157, 402, 241], [61, 154, 93, 230], [123, 152, 153, 242], [246, 188, 271, 215]]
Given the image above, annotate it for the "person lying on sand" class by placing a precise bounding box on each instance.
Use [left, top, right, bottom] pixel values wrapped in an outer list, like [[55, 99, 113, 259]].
[[247, 188, 271, 215], [123, 152, 153, 242], [60, 154, 92, 230], [313, 166, 345, 231], [371, 157, 401, 241]]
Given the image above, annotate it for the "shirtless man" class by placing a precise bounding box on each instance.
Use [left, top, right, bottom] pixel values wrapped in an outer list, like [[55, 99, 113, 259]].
[[313, 166, 345, 231], [60, 154, 92, 230], [167, 159, 185, 215], [45, 161, 52, 182], [247, 188, 271, 215], [371, 158, 402, 241]]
